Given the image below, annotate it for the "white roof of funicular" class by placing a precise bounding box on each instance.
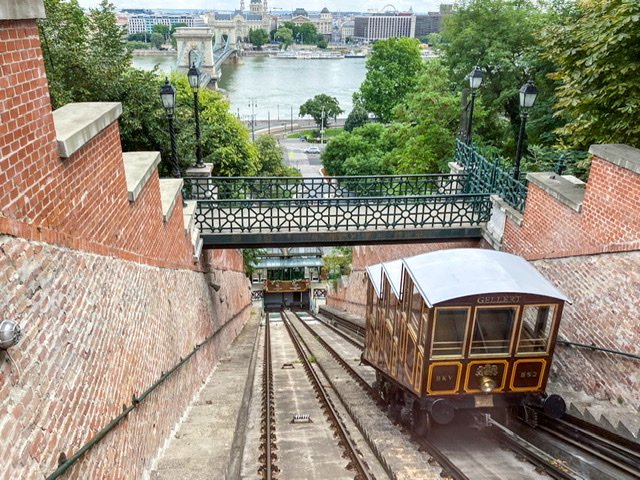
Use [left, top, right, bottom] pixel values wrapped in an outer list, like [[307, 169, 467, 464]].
[[366, 259, 403, 298], [367, 248, 570, 306], [403, 249, 571, 307]]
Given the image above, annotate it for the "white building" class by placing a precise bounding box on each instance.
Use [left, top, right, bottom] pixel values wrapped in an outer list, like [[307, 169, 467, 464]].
[[353, 13, 416, 42]]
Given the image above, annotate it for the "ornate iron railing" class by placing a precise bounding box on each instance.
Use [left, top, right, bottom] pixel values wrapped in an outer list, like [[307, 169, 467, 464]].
[[455, 140, 528, 212], [183, 174, 469, 201], [193, 194, 491, 234]]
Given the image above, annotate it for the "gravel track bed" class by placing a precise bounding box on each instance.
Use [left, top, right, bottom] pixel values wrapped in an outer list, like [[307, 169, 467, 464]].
[[290, 315, 443, 480]]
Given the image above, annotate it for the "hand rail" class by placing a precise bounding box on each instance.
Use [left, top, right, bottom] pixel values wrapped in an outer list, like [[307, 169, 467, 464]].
[[557, 339, 640, 361], [46, 305, 251, 480]]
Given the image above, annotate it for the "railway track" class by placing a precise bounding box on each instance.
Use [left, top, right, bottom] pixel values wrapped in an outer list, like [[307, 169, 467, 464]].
[[297, 313, 640, 479], [259, 312, 278, 479], [281, 312, 376, 480], [258, 312, 383, 479], [534, 412, 640, 478]]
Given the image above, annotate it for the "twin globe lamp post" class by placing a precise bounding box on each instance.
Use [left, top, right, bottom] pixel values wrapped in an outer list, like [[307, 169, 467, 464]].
[[465, 66, 539, 181], [159, 64, 212, 177], [466, 66, 484, 145], [513, 79, 538, 180]]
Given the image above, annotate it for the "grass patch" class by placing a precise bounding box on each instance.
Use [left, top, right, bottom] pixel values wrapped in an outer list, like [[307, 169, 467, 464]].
[[287, 127, 343, 139]]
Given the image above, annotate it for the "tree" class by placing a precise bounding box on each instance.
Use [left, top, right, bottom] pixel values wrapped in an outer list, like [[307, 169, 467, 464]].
[[39, 0, 131, 107], [298, 22, 318, 44], [323, 247, 352, 281], [152, 23, 170, 42], [39, 0, 261, 178], [388, 59, 467, 173], [248, 28, 269, 50], [440, 0, 547, 148], [344, 93, 369, 132], [255, 135, 299, 177], [359, 37, 424, 123], [317, 37, 328, 49], [321, 123, 392, 177], [299, 94, 343, 129], [149, 32, 164, 49], [541, 0, 640, 149], [275, 26, 293, 50], [242, 249, 265, 277]]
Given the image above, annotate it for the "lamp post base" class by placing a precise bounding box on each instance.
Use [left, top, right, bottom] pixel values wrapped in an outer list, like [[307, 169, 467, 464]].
[[185, 163, 214, 177]]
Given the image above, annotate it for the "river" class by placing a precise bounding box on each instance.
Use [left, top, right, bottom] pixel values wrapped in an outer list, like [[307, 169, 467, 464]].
[[132, 54, 367, 120]]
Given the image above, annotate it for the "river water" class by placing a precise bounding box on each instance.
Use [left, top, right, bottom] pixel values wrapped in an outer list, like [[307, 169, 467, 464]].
[[132, 54, 366, 120]]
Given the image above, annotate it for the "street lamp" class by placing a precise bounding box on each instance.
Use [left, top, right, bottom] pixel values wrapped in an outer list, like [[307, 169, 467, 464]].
[[187, 64, 205, 168], [248, 98, 257, 141], [466, 66, 483, 144], [320, 106, 325, 145], [160, 78, 181, 178], [513, 79, 538, 180]]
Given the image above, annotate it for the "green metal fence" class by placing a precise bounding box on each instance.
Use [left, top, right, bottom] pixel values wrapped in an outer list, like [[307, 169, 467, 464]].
[[455, 139, 528, 212]]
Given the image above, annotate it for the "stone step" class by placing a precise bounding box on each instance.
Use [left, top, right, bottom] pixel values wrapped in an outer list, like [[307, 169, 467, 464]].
[[547, 383, 639, 441], [159, 179, 184, 223], [183, 200, 197, 235], [123, 152, 161, 202]]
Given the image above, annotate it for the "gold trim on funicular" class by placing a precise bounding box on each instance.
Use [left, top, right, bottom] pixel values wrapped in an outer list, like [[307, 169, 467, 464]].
[[464, 359, 509, 393], [429, 306, 471, 360], [468, 305, 520, 358], [509, 358, 547, 392], [413, 351, 424, 393], [515, 304, 558, 357], [426, 361, 463, 395]]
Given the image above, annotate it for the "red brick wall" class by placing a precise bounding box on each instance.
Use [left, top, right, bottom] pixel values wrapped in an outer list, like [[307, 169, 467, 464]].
[[0, 19, 194, 270], [533, 252, 640, 408], [503, 155, 640, 260], [0, 236, 252, 479]]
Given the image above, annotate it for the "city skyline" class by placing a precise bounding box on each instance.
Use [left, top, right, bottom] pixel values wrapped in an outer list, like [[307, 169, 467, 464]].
[[77, 0, 446, 14]]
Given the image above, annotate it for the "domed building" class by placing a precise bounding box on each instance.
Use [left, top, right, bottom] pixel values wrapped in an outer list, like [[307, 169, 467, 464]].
[[205, 0, 275, 47], [283, 6, 333, 41]]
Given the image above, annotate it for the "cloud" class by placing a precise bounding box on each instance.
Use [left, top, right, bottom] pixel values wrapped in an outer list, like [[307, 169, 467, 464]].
[[79, 0, 444, 14]]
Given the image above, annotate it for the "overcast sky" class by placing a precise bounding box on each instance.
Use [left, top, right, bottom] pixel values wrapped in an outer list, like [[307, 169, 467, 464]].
[[78, 1, 446, 14]]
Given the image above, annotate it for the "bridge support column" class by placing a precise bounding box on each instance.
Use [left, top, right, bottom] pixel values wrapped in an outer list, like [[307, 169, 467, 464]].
[[174, 27, 217, 81]]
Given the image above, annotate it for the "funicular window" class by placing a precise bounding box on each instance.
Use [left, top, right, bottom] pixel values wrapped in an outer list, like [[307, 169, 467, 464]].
[[431, 308, 469, 358], [471, 307, 517, 355], [405, 335, 416, 383], [517, 305, 556, 354], [409, 288, 422, 334]]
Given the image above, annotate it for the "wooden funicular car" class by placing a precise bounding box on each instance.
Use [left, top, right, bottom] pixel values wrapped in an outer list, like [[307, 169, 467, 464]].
[[363, 248, 569, 432]]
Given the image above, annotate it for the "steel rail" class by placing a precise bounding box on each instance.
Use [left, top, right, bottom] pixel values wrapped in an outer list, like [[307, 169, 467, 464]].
[[292, 312, 377, 399], [282, 313, 375, 480], [317, 309, 366, 338], [46, 306, 250, 480], [292, 312, 470, 480], [535, 413, 640, 477], [259, 314, 276, 479], [305, 311, 365, 350], [487, 417, 581, 480], [295, 314, 469, 480]]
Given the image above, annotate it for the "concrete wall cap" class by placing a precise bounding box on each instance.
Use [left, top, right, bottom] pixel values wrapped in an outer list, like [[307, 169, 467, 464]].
[[0, 0, 45, 20], [589, 144, 640, 174], [53, 102, 123, 158], [526, 172, 585, 213]]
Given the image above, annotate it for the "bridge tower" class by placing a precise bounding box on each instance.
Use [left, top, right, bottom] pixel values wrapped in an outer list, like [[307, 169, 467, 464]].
[[174, 27, 217, 82]]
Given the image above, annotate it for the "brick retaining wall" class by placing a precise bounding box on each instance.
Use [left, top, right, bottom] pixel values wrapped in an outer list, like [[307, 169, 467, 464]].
[[533, 252, 640, 409], [0, 236, 251, 479]]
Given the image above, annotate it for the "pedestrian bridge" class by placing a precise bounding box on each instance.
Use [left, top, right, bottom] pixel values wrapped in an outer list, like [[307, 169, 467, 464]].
[[183, 174, 493, 248]]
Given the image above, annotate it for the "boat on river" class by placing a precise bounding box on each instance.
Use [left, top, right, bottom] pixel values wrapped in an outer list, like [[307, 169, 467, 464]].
[[272, 50, 345, 59]]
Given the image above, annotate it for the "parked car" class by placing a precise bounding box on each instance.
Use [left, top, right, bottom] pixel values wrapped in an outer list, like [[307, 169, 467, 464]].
[[303, 146, 321, 154]]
